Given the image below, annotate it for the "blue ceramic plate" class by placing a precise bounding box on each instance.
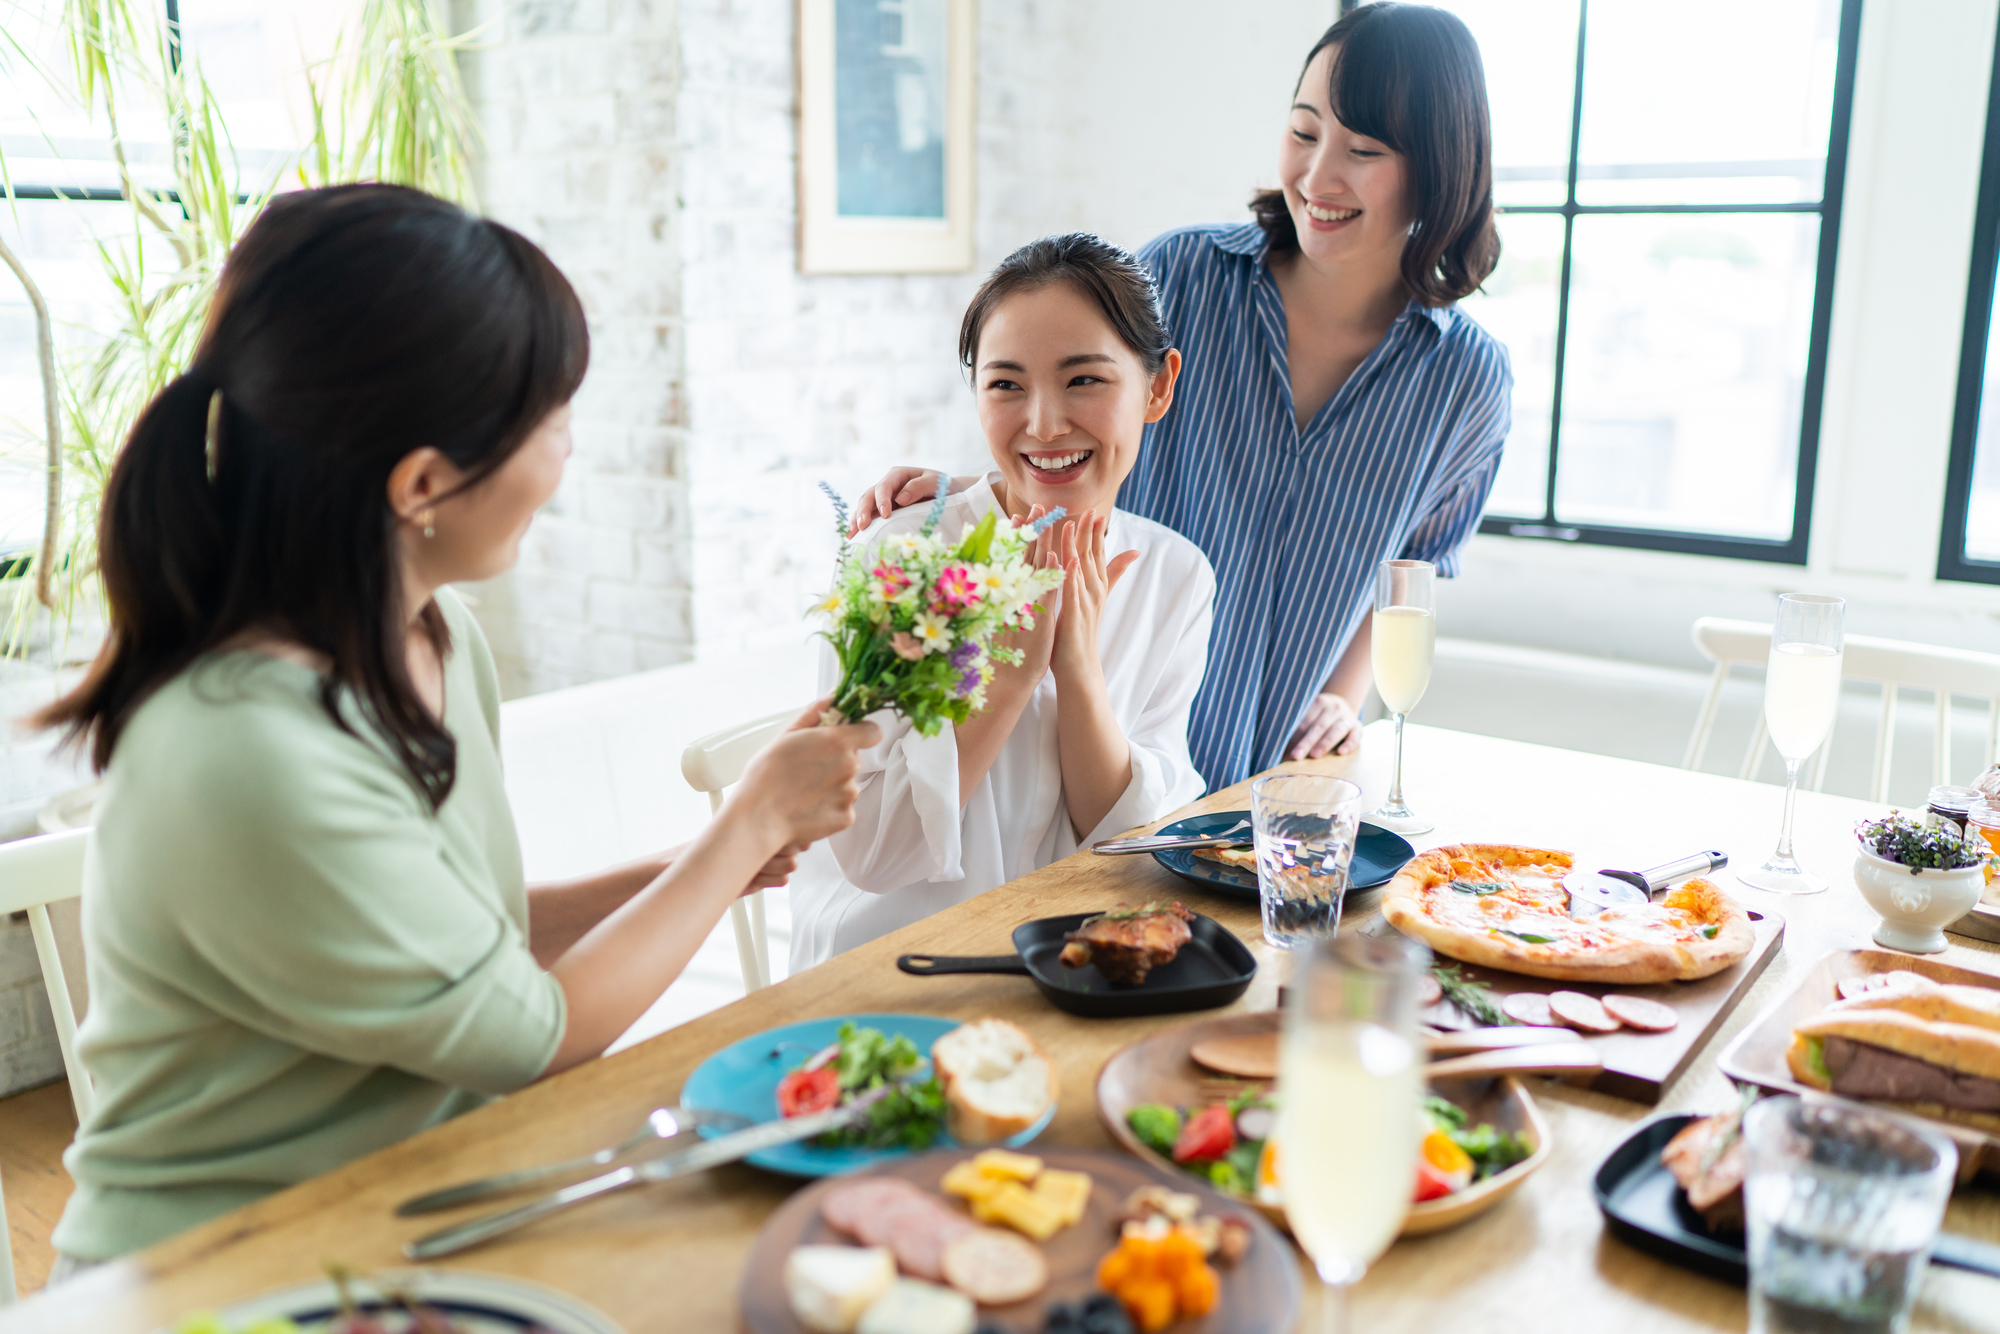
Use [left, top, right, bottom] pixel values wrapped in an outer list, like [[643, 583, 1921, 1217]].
[[678, 1013, 1056, 1178], [1150, 809, 1416, 901]]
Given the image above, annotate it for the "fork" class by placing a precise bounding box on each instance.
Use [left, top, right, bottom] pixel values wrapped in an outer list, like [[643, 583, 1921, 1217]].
[[1093, 819, 1253, 855], [393, 1104, 751, 1216]]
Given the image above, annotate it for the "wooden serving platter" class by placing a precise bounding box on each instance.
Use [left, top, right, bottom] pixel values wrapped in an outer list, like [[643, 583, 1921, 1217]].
[[1360, 905, 1788, 1105], [1948, 881, 2000, 945], [738, 1147, 1299, 1334], [1094, 1010, 1550, 1238], [1717, 947, 2000, 1178]]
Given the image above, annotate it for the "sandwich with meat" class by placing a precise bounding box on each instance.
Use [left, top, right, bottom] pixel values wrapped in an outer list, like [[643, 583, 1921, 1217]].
[[1786, 973, 2000, 1132]]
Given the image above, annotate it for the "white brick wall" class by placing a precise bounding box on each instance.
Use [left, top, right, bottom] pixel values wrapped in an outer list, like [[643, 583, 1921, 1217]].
[[456, 0, 1331, 692]]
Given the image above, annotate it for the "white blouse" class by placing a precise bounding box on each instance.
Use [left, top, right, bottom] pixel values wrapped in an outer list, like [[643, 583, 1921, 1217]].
[[788, 474, 1215, 972]]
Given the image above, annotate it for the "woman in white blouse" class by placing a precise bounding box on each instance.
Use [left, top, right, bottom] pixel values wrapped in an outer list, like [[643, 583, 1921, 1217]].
[[791, 234, 1215, 970]]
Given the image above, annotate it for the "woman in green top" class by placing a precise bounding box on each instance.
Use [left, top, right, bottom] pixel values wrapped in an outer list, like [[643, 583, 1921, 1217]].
[[34, 184, 880, 1263]]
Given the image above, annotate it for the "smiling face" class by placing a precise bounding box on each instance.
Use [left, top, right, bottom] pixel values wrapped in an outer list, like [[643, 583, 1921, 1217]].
[[972, 281, 1179, 519], [1279, 44, 1414, 274]]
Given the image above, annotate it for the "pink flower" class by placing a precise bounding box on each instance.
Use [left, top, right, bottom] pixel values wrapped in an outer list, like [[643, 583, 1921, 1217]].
[[890, 631, 926, 661], [932, 564, 981, 610], [872, 562, 912, 599]]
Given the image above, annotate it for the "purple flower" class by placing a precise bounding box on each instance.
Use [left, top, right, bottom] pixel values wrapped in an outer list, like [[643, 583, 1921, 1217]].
[[958, 668, 983, 694], [949, 641, 980, 668]]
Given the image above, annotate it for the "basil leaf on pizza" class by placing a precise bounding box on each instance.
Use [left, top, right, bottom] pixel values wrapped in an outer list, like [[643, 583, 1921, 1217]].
[[1380, 843, 1755, 985]]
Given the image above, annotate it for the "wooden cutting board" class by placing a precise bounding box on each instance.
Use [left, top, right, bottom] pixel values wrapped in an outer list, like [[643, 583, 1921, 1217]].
[[1358, 905, 1788, 1105], [737, 1147, 1300, 1334], [1949, 887, 2000, 945]]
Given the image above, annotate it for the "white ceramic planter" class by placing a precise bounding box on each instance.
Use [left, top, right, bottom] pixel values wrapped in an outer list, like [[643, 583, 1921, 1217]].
[[1853, 845, 1986, 954]]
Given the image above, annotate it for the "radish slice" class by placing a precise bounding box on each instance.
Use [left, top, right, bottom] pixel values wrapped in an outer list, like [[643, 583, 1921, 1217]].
[[1602, 994, 1678, 1032], [1501, 992, 1554, 1027], [1549, 990, 1621, 1033]]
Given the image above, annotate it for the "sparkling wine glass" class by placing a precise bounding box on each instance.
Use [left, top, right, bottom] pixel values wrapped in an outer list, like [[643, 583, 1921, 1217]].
[[1279, 930, 1431, 1334], [1367, 559, 1435, 835], [1738, 593, 1845, 894]]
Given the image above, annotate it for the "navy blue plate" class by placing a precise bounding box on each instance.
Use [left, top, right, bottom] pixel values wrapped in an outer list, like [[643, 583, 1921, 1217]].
[[1150, 809, 1415, 901], [678, 1012, 1054, 1178]]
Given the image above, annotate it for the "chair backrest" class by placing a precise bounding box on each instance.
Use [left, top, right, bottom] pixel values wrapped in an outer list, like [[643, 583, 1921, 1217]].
[[0, 829, 94, 1128], [680, 711, 795, 813], [1685, 617, 2000, 802]]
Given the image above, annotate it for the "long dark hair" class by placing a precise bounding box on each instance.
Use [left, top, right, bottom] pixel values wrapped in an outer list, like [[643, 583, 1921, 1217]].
[[1251, 2, 1500, 305], [959, 233, 1172, 374], [37, 184, 589, 809]]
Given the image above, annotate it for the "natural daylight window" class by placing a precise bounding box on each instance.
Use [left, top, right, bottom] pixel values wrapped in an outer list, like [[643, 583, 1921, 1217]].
[[1939, 11, 2000, 584], [1440, 0, 1861, 563], [0, 0, 328, 570]]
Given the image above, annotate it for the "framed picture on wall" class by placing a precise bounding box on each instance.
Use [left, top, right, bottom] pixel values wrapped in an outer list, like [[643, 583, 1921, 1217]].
[[797, 0, 976, 273]]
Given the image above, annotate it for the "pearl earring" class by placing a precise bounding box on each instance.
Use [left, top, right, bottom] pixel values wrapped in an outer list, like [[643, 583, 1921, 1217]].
[[421, 508, 436, 539]]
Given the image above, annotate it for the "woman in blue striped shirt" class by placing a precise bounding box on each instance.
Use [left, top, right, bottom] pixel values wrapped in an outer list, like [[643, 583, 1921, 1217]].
[[855, 3, 1511, 791]]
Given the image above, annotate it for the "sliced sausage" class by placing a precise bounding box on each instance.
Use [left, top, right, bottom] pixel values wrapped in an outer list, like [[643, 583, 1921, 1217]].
[[941, 1226, 1050, 1305], [1548, 990, 1621, 1034], [822, 1177, 924, 1238], [1415, 974, 1443, 1007], [891, 1208, 976, 1281], [1601, 994, 1679, 1032], [1501, 992, 1555, 1027]]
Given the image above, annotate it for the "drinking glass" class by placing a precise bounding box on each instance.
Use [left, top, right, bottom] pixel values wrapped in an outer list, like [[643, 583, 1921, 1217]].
[[1251, 774, 1363, 950], [1743, 1095, 1956, 1334], [1367, 559, 1436, 836], [1739, 593, 1845, 894], [1278, 930, 1431, 1334]]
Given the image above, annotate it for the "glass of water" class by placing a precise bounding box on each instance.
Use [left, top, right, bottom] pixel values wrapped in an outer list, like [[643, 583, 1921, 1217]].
[[1744, 1095, 1957, 1334], [1251, 774, 1362, 950]]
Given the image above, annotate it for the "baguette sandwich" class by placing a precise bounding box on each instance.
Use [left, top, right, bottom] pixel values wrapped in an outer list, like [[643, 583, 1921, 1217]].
[[1786, 975, 2000, 1134]]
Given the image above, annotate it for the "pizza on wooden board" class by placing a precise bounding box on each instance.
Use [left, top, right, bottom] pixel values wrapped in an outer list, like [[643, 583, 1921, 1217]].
[[1380, 844, 1755, 985]]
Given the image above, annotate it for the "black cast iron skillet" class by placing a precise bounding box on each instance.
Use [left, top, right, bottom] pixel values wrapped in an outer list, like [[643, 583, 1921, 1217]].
[[896, 911, 1257, 1018]]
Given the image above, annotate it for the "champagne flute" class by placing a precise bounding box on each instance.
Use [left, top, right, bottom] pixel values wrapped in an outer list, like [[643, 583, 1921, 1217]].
[[1367, 559, 1436, 835], [1738, 593, 1845, 894], [1278, 930, 1431, 1334]]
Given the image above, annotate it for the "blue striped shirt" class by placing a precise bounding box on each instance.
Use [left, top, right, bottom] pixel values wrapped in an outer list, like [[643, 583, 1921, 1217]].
[[1124, 222, 1513, 790]]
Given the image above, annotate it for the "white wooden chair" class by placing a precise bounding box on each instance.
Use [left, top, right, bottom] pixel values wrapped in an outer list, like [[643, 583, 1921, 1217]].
[[0, 827, 96, 1303], [1683, 617, 2000, 802], [681, 710, 795, 992]]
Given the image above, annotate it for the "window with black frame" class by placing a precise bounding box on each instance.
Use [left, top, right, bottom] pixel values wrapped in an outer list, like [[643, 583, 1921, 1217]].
[[1938, 13, 2000, 584], [1431, 0, 1861, 563]]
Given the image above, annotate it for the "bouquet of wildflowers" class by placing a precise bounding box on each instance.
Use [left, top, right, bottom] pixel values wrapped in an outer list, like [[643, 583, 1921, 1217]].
[[814, 476, 1065, 734]]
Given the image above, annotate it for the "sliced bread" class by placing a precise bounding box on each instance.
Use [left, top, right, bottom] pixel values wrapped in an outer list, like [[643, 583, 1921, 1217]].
[[931, 1018, 1057, 1144]]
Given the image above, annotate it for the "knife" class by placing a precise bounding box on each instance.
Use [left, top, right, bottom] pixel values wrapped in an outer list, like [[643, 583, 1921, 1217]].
[[402, 1088, 889, 1260], [1565, 851, 1729, 918], [1095, 820, 1252, 855]]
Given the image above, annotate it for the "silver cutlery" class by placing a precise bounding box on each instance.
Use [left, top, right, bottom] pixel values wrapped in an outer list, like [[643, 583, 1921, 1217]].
[[1094, 820, 1251, 855], [394, 1104, 753, 1217], [403, 1090, 887, 1260]]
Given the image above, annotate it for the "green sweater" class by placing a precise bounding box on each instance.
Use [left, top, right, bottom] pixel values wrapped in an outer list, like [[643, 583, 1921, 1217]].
[[53, 590, 565, 1261]]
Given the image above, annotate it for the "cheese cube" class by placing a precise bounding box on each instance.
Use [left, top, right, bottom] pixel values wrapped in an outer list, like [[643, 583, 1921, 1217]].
[[940, 1159, 1009, 1203], [784, 1245, 896, 1334], [969, 1180, 1065, 1240], [971, 1148, 1043, 1181], [1030, 1168, 1093, 1226]]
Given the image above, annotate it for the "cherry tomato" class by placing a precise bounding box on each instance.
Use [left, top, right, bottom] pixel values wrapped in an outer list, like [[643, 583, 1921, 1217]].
[[776, 1064, 841, 1117], [1412, 1159, 1456, 1202], [1171, 1104, 1237, 1163]]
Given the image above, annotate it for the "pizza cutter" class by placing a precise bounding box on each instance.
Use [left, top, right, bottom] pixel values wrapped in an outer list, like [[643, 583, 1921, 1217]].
[[1564, 850, 1729, 918]]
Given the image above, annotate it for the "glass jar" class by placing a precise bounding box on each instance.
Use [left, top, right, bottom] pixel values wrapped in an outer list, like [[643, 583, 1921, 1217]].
[[1926, 784, 1981, 837], [1966, 802, 2000, 885]]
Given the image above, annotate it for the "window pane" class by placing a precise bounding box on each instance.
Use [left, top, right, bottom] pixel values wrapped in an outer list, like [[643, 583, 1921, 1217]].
[[1432, 0, 1580, 208], [0, 200, 143, 555], [1461, 212, 1564, 517], [1553, 213, 1819, 538], [1961, 273, 2000, 562], [1576, 0, 1839, 206]]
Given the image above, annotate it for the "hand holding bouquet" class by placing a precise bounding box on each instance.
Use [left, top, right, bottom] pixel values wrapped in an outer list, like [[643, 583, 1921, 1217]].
[[815, 476, 1065, 735]]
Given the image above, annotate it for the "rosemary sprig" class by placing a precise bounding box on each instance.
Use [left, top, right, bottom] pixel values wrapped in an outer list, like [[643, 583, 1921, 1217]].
[[1432, 962, 1514, 1026]]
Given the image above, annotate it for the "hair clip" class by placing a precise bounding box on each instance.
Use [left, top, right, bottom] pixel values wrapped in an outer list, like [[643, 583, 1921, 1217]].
[[204, 388, 223, 484]]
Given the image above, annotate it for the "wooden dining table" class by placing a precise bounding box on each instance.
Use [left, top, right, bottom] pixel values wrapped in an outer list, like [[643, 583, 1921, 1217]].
[[6, 721, 1999, 1333]]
